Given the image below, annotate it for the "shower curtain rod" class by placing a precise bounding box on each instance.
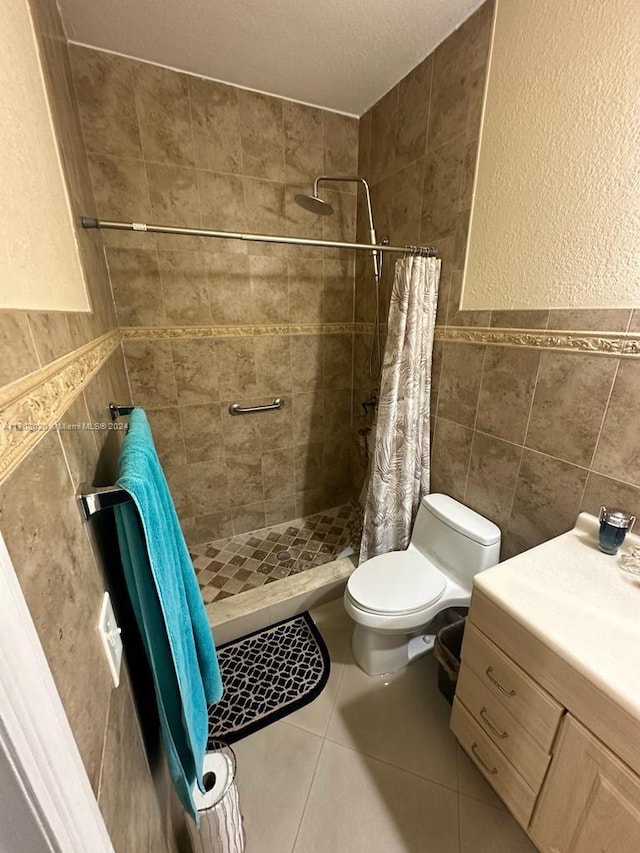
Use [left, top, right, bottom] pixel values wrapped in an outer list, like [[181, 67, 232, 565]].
[[81, 217, 437, 256]]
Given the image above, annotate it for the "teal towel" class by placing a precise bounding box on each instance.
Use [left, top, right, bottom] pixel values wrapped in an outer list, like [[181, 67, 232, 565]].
[[114, 408, 223, 823]]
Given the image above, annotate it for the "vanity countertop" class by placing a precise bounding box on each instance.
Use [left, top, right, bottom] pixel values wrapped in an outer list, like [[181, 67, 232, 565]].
[[473, 513, 640, 722]]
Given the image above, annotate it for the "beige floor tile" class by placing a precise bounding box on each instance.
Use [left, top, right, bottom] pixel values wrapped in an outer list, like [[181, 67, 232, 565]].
[[213, 590, 530, 852], [284, 662, 345, 738], [234, 721, 322, 853], [310, 598, 353, 662], [293, 739, 459, 853], [285, 600, 351, 736], [456, 745, 505, 809], [459, 795, 537, 853], [325, 653, 459, 789]]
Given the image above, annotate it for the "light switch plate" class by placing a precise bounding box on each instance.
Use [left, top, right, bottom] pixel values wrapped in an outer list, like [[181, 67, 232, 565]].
[[97, 592, 123, 688]]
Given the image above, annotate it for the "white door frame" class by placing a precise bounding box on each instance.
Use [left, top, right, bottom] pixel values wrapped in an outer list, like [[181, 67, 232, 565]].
[[0, 532, 114, 851]]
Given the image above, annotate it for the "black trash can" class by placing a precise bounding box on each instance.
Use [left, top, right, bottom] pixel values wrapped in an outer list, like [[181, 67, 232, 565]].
[[434, 617, 466, 705]]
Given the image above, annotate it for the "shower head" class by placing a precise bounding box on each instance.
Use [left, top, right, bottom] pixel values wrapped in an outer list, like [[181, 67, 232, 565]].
[[294, 193, 334, 216], [298, 174, 382, 289], [296, 174, 383, 379]]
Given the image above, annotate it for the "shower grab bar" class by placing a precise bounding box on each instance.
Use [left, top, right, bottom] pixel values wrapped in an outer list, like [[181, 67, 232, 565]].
[[229, 398, 284, 416], [77, 403, 134, 520]]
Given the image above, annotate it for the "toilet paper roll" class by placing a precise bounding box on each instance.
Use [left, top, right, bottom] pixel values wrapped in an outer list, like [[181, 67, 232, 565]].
[[193, 751, 233, 810], [190, 751, 245, 853]]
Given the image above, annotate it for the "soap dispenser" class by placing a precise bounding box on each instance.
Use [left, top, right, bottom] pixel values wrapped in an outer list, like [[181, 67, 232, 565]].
[[598, 506, 636, 555]]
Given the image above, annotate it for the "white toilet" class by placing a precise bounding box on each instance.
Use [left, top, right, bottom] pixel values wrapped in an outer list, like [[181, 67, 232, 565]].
[[344, 494, 500, 676]]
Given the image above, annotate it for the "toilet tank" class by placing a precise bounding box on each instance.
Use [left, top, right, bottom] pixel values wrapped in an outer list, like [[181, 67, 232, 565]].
[[410, 494, 500, 590]]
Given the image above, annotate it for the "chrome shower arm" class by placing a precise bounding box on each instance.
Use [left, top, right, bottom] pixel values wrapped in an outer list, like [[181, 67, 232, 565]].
[[293, 172, 392, 379], [313, 175, 380, 282], [313, 176, 375, 231]]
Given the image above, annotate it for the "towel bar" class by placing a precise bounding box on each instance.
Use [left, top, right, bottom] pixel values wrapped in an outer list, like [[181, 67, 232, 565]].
[[109, 402, 134, 421], [78, 403, 135, 519], [77, 484, 131, 520], [228, 398, 284, 416]]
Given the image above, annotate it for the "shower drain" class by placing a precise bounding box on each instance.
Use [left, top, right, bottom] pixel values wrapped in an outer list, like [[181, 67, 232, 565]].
[[276, 550, 291, 562]]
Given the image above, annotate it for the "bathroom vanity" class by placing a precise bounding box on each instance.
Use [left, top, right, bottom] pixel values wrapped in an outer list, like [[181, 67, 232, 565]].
[[451, 513, 640, 852]]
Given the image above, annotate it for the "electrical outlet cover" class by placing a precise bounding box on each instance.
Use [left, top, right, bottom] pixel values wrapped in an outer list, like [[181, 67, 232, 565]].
[[97, 592, 123, 688]]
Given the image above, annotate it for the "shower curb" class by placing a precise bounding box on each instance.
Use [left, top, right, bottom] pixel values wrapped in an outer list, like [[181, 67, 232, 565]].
[[206, 556, 356, 645]]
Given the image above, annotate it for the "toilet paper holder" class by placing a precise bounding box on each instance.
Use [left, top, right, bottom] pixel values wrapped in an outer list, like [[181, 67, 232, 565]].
[[190, 741, 245, 853]]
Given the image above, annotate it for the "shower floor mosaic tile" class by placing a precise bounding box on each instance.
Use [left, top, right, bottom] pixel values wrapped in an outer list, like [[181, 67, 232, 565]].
[[189, 504, 357, 604]]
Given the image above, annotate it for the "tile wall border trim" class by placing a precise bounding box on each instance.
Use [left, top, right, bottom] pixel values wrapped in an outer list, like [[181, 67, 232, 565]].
[[0, 330, 121, 482], [354, 323, 380, 335], [120, 323, 360, 340], [435, 326, 640, 358]]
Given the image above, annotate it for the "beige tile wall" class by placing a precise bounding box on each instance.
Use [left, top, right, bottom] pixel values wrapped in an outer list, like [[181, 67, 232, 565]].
[[4, 5, 637, 850], [355, 0, 640, 558], [0, 2, 186, 849], [0, 356, 181, 851], [70, 45, 359, 541]]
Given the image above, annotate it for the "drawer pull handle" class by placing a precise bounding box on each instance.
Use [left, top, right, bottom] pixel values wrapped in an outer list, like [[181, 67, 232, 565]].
[[486, 666, 516, 697], [480, 706, 508, 739], [471, 742, 498, 775]]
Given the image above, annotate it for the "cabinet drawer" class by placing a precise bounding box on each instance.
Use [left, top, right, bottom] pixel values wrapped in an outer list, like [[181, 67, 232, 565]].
[[462, 622, 563, 751], [451, 698, 536, 829], [457, 663, 552, 791]]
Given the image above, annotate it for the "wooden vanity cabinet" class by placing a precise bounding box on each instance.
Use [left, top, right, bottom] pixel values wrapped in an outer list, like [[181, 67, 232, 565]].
[[530, 715, 640, 853], [451, 590, 640, 851]]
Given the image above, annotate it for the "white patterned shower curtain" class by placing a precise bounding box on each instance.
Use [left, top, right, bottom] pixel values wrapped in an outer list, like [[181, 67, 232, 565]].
[[359, 254, 440, 562]]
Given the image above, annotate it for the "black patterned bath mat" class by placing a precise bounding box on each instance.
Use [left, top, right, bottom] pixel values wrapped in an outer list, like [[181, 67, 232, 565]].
[[207, 612, 330, 745]]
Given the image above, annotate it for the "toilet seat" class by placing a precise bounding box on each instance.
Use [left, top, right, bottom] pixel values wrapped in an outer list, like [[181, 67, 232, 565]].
[[347, 551, 447, 616]]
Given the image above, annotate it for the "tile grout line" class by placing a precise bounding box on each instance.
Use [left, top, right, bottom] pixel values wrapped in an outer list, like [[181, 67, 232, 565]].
[[440, 418, 524, 452], [71, 43, 128, 338], [322, 658, 348, 736], [462, 345, 489, 504], [423, 53, 435, 163], [118, 339, 135, 406], [437, 410, 640, 488], [24, 315, 43, 370], [504, 350, 544, 535], [432, 340, 444, 424], [94, 687, 113, 805], [521, 349, 543, 452], [185, 75, 198, 174], [132, 59, 182, 416], [583, 357, 621, 501], [470, 346, 488, 434], [319, 731, 462, 797], [290, 733, 327, 852]]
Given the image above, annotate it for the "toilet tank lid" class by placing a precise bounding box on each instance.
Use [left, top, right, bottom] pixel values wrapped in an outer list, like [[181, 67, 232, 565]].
[[421, 494, 500, 546]]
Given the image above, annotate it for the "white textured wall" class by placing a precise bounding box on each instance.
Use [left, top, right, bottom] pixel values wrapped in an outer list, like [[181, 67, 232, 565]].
[[461, 0, 640, 310], [0, 1, 88, 312]]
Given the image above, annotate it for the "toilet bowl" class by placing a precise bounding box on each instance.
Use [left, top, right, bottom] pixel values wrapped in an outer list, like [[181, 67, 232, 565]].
[[345, 494, 500, 676]]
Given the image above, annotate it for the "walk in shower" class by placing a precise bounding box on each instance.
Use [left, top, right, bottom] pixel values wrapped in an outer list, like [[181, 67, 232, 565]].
[[71, 49, 435, 607], [190, 504, 357, 604]]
